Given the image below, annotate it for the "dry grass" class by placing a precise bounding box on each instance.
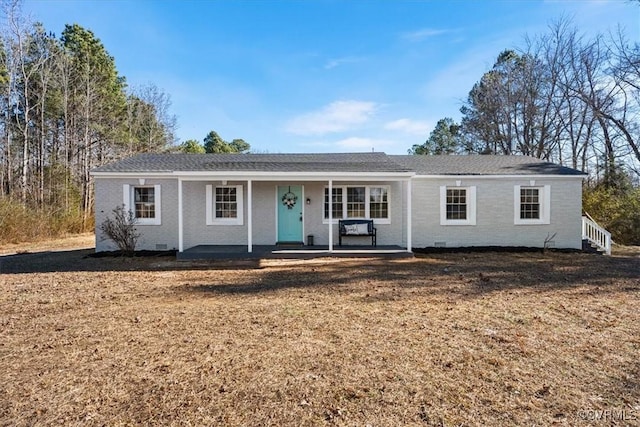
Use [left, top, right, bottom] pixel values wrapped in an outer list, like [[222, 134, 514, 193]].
[[0, 232, 95, 256], [1, 238, 639, 426], [0, 199, 91, 246]]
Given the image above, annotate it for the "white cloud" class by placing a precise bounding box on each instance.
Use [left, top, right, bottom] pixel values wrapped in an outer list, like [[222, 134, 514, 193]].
[[285, 100, 378, 136], [384, 118, 432, 136], [324, 56, 364, 70], [402, 28, 451, 42]]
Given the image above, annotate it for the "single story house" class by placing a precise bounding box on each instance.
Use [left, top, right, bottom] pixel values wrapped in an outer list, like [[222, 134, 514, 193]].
[[91, 152, 602, 256]]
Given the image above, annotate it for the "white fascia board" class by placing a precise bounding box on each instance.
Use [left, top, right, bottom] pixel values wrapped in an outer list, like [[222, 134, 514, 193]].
[[91, 171, 173, 178], [412, 174, 585, 180], [92, 171, 580, 181], [92, 170, 414, 181], [174, 171, 415, 181]]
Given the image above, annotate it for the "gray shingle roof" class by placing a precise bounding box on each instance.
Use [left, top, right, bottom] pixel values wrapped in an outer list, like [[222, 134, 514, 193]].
[[390, 154, 585, 176], [92, 152, 585, 176], [92, 152, 411, 173]]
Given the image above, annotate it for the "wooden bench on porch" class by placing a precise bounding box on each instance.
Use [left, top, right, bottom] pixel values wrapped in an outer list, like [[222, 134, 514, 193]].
[[338, 219, 377, 247]]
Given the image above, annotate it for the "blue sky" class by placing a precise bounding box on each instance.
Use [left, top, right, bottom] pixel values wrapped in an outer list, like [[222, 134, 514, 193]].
[[24, 0, 640, 154]]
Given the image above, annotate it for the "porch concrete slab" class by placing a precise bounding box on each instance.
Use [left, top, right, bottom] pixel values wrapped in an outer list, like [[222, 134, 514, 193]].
[[177, 245, 412, 261]]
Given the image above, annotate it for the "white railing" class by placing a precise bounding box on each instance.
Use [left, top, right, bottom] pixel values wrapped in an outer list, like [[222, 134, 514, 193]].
[[582, 214, 612, 255]]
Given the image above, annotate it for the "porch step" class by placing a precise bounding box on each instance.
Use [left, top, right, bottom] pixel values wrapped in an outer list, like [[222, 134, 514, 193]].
[[582, 215, 612, 255], [582, 239, 604, 255], [276, 242, 305, 248]]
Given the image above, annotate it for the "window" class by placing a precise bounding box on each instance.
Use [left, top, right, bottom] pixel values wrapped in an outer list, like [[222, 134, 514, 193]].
[[206, 184, 243, 225], [324, 188, 343, 219], [347, 187, 366, 218], [215, 187, 238, 219], [324, 186, 390, 223], [446, 188, 467, 220], [520, 188, 540, 219], [134, 187, 155, 219], [439, 186, 476, 225], [514, 185, 550, 225], [369, 187, 388, 219], [123, 184, 161, 225]]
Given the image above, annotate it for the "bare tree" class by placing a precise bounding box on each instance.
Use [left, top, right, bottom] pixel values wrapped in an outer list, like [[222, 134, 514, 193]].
[[126, 83, 176, 154], [460, 18, 640, 181], [3, 0, 44, 202], [461, 48, 562, 159]]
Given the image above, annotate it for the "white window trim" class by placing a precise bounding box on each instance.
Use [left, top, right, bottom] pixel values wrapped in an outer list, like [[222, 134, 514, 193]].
[[123, 184, 161, 226], [322, 185, 391, 224], [514, 184, 550, 225], [206, 184, 244, 226], [439, 185, 476, 226]]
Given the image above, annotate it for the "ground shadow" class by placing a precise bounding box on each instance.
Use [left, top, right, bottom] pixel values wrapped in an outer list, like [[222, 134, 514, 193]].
[[0, 248, 261, 274], [3, 248, 639, 301], [180, 251, 640, 299]]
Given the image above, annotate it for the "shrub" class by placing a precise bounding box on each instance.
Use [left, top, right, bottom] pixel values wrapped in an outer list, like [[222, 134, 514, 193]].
[[583, 184, 640, 245], [99, 205, 140, 256]]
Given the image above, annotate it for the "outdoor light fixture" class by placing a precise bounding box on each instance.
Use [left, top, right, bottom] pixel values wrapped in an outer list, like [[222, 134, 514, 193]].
[[306, 198, 311, 205]]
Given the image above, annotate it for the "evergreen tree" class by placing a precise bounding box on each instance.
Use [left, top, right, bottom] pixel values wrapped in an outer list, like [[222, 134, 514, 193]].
[[179, 139, 205, 153], [230, 138, 250, 153], [203, 131, 250, 153], [410, 118, 461, 155]]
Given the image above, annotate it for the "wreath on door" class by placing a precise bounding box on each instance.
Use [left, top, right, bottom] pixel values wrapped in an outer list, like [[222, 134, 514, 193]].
[[281, 187, 298, 209]]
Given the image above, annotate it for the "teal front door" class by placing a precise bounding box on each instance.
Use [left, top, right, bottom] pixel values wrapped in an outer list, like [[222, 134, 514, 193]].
[[277, 185, 303, 243]]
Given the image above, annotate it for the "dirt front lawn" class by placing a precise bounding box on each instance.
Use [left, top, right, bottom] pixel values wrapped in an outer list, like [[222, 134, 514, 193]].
[[1, 240, 639, 426]]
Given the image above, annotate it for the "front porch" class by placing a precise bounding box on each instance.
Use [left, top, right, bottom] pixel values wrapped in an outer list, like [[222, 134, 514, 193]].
[[177, 176, 414, 256], [177, 244, 413, 260]]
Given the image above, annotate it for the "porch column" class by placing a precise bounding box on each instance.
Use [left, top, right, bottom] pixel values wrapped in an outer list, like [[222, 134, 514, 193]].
[[406, 178, 412, 253], [247, 179, 253, 253], [178, 177, 184, 252], [328, 179, 333, 252]]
